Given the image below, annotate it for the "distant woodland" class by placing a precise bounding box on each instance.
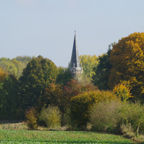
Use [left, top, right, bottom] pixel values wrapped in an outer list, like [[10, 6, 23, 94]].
[[0, 56, 35, 79]]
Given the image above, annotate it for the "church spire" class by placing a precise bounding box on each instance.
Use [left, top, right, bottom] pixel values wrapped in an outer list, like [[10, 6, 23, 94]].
[[69, 33, 83, 78], [70, 33, 80, 68]]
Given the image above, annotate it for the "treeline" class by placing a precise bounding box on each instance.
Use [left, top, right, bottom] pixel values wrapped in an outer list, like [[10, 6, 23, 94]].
[[92, 32, 144, 102], [1, 32, 144, 137], [0, 54, 99, 120], [0, 56, 34, 79]]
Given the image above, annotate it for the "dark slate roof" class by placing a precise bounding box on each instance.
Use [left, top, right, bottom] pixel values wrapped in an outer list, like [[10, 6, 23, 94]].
[[70, 34, 81, 69]]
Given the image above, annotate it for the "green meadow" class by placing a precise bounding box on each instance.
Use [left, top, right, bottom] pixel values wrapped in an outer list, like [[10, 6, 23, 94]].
[[0, 129, 136, 144]]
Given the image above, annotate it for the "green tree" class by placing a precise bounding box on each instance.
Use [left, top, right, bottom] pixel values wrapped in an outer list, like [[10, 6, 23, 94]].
[[0, 75, 18, 120], [0, 58, 27, 79], [18, 55, 58, 118], [92, 44, 114, 90], [56, 67, 72, 85], [15, 56, 34, 66], [0, 60, 17, 76], [108, 32, 144, 100], [79, 55, 99, 80], [11, 59, 27, 78], [0, 57, 10, 61], [15, 56, 33, 62]]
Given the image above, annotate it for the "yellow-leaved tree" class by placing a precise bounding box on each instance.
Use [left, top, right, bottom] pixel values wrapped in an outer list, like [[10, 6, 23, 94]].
[[108, 32, 144, 100], [79, 55, 99, 80], [113, 83, 132, 102]]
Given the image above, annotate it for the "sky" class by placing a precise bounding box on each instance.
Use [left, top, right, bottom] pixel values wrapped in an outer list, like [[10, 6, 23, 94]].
[[0, 0, 144, 67]]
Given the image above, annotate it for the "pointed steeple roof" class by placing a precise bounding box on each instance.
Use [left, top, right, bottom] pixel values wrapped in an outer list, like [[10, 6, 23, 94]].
[[70, 34, 81, 69]]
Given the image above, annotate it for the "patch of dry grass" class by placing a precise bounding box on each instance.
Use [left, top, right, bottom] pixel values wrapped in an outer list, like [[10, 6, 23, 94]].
[[133, 134, 144, 143], [0, 122, 68, 131], [0, 122, 27, 130]]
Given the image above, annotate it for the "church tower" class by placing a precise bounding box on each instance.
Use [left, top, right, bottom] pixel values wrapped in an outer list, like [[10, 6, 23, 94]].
[[69, 33, 83, 79]]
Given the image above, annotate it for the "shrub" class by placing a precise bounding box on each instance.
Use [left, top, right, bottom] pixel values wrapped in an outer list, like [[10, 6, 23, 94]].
[[90, 100, 144, 135], [25, 107, 38, 130], [39, 106, 61, 128], [113, 83, 132, 101], [120, 123, 135, 138], [117, 101, 144, 135], [70, 90, 119, 128], [90, 100, 121, 132], [61, 108, 71, 126]]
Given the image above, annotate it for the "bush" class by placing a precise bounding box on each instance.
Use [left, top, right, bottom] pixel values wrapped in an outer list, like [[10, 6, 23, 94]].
[[120, 123, 135, 138], [113, 83, 132, 101], [90, 100, 144, 135], [117, 101, 144, 135], [25, 107, 38, 130], [90, 100, 121, 132], [61, 108, 71, 126], [39, 106, 61, 128], [70, 90, 119, 128]]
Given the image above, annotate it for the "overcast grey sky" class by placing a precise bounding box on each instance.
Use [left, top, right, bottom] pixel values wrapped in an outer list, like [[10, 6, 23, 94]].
[[0, 0, 144, 67]]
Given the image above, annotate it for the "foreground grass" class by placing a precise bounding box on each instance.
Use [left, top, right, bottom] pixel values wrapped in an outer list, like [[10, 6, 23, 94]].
[[0, 129, 136, 144]]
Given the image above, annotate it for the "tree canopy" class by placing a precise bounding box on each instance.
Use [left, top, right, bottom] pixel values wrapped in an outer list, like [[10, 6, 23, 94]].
[[56, 67, 72, 85], [0, 57, 30, 79], [15, 56, 34, 62], [108, 32, 144, 100], [0, 68, 8, 83], [18, 55, 58, 117], [0, 74, 18, 120], [79, 55, 99, 80], [92, 44, 114, 90]]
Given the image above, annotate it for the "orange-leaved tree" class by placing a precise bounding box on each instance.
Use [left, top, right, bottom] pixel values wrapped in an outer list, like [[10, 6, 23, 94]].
[[108, 32, 144, 100], [0, 67, 7, 83]]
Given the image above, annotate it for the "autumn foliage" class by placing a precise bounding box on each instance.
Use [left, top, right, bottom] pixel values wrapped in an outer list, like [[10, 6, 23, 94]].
[[39, 106, 61, 128], [113, 83, 132, 102], [25, 107, 38, 130], [0, 68, 7, 83], [70, 90, 119, 128], [38, 79, 97, 114], [108, 32, 144, 99], [79, 55, 99, 80]]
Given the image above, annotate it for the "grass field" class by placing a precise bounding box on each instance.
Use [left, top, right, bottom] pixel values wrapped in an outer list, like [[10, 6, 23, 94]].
[[0, 129, 137, 144]]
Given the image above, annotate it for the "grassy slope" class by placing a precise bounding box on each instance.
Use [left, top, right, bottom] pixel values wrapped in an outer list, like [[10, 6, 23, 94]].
[[0, 130, 136, 144]]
